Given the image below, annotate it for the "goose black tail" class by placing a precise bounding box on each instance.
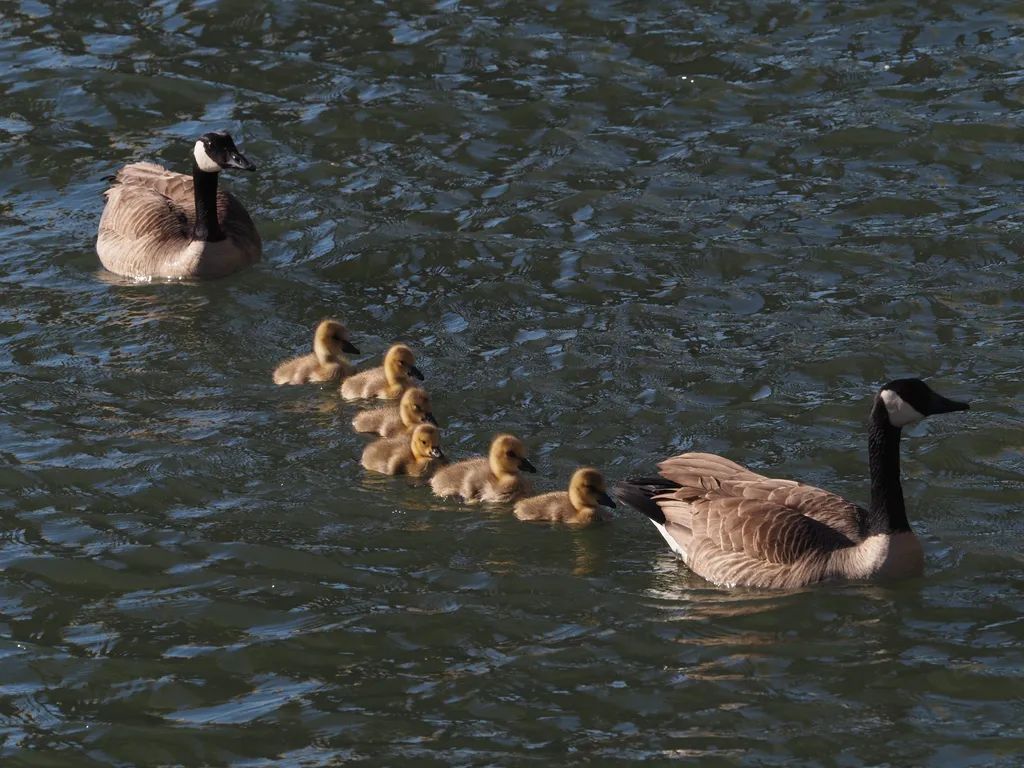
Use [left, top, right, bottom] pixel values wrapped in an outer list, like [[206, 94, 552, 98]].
[[612, 477, 680, 525]]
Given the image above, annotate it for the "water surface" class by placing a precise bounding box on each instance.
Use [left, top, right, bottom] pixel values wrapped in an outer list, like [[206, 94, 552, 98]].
[[1, 0, 1022, 765]]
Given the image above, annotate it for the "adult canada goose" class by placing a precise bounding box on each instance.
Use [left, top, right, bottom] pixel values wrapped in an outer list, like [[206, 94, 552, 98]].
[[272, 319, 359, 385], [352, 387, 437, 437], [96, 131, 261, 279], [613, 379, 969, 589], [361, 424, 446, 477], [340, 344, 423, 401], [514, 467, 616, 525], [430, 434, 537, 503]]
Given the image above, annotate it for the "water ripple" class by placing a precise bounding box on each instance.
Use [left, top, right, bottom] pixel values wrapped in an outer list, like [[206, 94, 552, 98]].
[[0, 0, 1022, 764]]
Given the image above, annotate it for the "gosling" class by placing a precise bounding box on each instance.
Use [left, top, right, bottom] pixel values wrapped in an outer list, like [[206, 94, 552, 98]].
[[361, 423, 446, 477], [272, 319, 359, 385], [430, 433, 537, 503], [341, 344, 423, 401], [514, 468, 616, 525], [352, 387, 437, 438]]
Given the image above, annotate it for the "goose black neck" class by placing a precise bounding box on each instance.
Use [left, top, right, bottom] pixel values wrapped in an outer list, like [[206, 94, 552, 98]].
[[866, 399, 911, 535], [191, 161, 225, 242]]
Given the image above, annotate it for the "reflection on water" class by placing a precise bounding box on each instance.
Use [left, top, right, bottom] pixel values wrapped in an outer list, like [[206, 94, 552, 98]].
[[0, 0, 1023, 764]]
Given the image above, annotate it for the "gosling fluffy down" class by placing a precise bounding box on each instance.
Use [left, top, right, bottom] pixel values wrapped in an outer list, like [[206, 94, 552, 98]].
[[361, 424, 446, 477], [514, 468, 616, 525], [352, 387, 437, 438], [341, 344, 423, 401], [272, 319, 359, 385], [430, 434, 537, 503]]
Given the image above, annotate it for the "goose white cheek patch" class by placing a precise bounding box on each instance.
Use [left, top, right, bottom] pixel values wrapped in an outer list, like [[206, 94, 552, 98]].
[[880, 389, 924, 427], [193, 141, 222, 172]]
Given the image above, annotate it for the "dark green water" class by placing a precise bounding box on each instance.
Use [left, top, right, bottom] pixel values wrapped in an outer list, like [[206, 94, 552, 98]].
[[1, 0, 1023, 764]]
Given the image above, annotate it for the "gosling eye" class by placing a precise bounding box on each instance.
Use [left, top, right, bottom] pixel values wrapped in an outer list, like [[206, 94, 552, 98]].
[[413, 405, 422, 412]]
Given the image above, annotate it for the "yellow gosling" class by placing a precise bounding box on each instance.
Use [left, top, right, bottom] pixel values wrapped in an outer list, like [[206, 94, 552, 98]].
[[430, 433, 537, 503], [514, 468, 616, 525], [341, 344, 423, 401], [352, 387, 437, 438], [273, 319, 358, 385], [361, 423, 446, 477]]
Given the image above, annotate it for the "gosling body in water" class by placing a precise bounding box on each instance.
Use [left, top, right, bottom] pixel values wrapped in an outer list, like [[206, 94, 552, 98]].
[[613, 378, 969, 589], [361, 424, 446, 478], [273, 320, 359, 385], [430, 434, 537, 503], [352, 387, 437, 437], [341, 344, 423, 400], [514, 468, 616, 525], [97, 131, 261, 279]]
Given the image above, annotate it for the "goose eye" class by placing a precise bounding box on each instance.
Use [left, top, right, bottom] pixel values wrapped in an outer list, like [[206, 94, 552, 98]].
[[506, 450, 516, 458]]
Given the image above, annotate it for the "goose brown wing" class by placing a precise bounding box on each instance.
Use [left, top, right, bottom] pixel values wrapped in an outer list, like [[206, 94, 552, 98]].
[[99, 184, 189, 243], [619, 453, 870, 587], [657, 453, 867, 543], [707, 479, 869, 543], [685, 489, 857, 569]]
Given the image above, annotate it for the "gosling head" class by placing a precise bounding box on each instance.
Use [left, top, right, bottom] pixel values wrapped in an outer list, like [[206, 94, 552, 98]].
[[314, 319, 359, 359], [489, 434, 537, 477], [384, 344, 424, 383], [399, 387, 437, 428], [193, 130, 256, 174], [876, 378, 969, 429], [568, 467, 616, 511], [410, 424, 444, 461]]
